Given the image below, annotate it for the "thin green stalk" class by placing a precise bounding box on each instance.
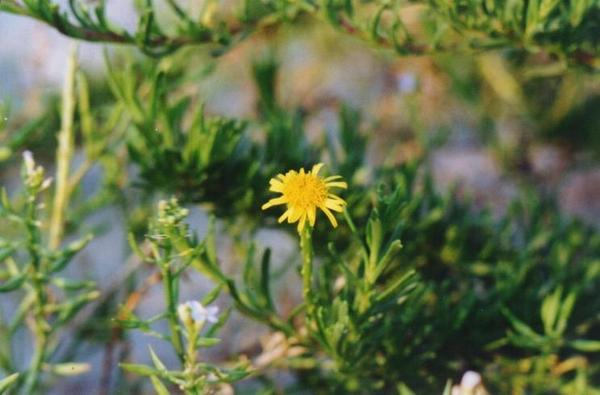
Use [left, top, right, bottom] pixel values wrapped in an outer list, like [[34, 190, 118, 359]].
[[183, 323, 202, 395], [21, 320, 48, 394], [49, 44, 78, 250], [0, 313, 14, 372], [300, 226, 314, 320], [162, 267, 185, 363], [22, 199, 49, 394], [343, 209, 369, 264]]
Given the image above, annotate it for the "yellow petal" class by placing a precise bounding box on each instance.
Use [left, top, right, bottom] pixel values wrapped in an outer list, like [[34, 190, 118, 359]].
[[311, 163, 324, 175], [325, 175, 342, 182], [320, 206, 338, 227], [297, 214, 307, 232], [269, 179, 285, 192], [261, 197, 286, 210], [327, 193, 346, 204], [308, 205, 316, 226], [325, 199, 345, 212], [325, 181, 347, 189], [288, 207, 303, 223], [278, 210, 290, 223]]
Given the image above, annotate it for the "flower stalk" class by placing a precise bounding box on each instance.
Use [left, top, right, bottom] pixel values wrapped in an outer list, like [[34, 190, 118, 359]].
[[300, 226, 314, 320], [176, 301, 221, 394], [162, 265, 185, 364], [20, 153, 52, 394], [22, 203, 49, 395]]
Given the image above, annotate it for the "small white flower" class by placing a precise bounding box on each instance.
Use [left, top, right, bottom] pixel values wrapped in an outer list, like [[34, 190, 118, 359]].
[[460, 371, 482, 390], [41, 177, 54, 191], [333, 276, 346, 292], [206, 372, 219, 383], [23, 150, 35, 173], [177, 301, 219, 325], [22, 150, 51, 192], [452, 370, 488, 395]]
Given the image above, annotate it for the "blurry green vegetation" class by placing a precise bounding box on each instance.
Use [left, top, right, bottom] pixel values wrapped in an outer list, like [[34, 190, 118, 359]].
[[545, 94, 600, 155], [1, 1, 598, 67], [0, 153, 96, 394]]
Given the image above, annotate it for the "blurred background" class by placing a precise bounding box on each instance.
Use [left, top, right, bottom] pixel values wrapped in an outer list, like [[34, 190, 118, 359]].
[[3, 4, 600, 227]]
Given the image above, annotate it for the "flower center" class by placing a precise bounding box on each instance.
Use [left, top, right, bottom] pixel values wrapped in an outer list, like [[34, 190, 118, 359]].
[[283, 173, 327, 209]]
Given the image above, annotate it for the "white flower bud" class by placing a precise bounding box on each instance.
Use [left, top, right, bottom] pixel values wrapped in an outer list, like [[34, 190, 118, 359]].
[[177, 301, 219, 326], [23, 150, 35, 173], [461, 371, 482, 390]]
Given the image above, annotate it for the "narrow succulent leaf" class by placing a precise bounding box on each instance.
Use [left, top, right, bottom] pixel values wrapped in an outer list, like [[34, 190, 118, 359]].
[[0, 373, 19, 394], [150, 375, 170, 395]]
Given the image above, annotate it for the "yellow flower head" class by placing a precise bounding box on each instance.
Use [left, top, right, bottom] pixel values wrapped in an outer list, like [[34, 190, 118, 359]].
[[262, 163, 347, 232]]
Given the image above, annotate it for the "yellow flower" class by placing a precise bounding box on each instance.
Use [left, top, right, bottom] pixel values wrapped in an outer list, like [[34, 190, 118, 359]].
[[262, 163, 347, 232]]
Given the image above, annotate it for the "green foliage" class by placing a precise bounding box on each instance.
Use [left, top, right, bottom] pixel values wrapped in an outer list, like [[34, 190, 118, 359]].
[[2, 1, 598, 67], [124, 166, 600, 394], [1, 1, 600, 394], [123, 71, 257, 214], [106, 53, 357, 221], [427, 0, 599, 65], [119, 198, 250, 394], [0, 154, 96, 394]]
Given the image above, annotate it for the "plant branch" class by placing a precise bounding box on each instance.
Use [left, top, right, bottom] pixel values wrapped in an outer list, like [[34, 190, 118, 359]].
[[49, 44, 78, 250]]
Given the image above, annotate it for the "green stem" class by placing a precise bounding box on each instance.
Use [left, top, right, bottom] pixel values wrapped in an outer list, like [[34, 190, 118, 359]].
[[300, 226, 314, 320], [22, 319, 48, 394], [162, 267, 185, 363], [22, 202, 49, 394], [183, 323, 202, 395]]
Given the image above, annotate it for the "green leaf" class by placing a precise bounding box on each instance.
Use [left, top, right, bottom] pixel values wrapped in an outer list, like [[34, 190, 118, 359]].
[[222, 367, 250, 382], [128, 232, 146, 261], [114, 309, 150, 330], [0, 373, 19, 394], [201, 285, 223, 306], [366, 209, 383, 266], [503, 309, 539, 339], [148, 346, 167, 371], [150, 375, 170, 395], [541, 287, 562, 335], [369, 3, 387, 42], [555, 291, 577, 336], [260, 248, 274, 310], [396, 382, 416, 395], [51, 277, 95, 291], [374, 239, 403, 280], [525, 0, 540, 37], [0, 246, 14, 262], [206, 216, 217, 265], [195, 337, 222, 347], [0, 272, 27, 293], [46, 362, 91, 376], [539, 0, 560, 19], [376, 270, 417, 302], [50, 234, 93, 273], [120, 363, 160, 377], [441, 380, 452, 395], [570, 339, 600, 352], [570, 0, 593, 27]]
